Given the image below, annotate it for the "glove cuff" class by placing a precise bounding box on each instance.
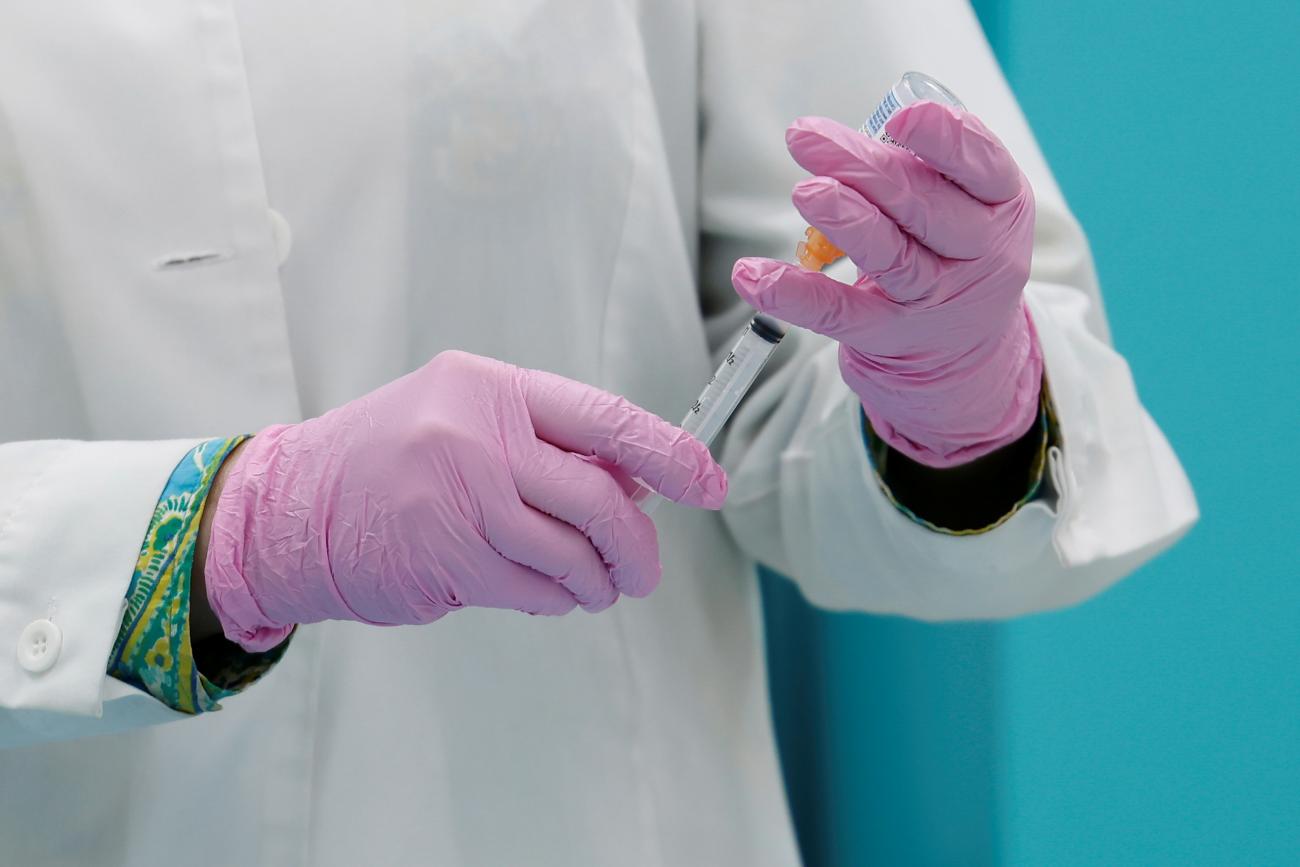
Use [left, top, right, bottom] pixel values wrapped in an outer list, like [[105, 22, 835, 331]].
[[202, 425, 304, 653]]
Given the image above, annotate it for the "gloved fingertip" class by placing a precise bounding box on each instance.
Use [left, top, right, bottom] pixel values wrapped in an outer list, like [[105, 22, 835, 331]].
[[700, 466, 728, 510], [785, 116, 867, 167], [612, 557, 662, 599], [785, 115, 824, 145], [792, 175, 839, 205], [731, 256, 788, 290], [635, 564, 663, 598], [885, 99, 960, 143], [529, 596, 579, 617], [580, 593, 619, 614], [731, 256, 764, 286], [733, 260, 806, 319], [786, 114, 846, 142], [672, 437, 727, 509], [731, 258, 787, 306]]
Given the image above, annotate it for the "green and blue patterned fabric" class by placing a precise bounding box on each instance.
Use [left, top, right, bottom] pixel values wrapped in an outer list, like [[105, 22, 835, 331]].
[[108, 436, 289, 714]]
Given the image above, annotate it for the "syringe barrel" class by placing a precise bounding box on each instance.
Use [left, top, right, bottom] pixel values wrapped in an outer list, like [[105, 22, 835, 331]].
[[638, 315, 786, 515], [678, 315, 785, 449]]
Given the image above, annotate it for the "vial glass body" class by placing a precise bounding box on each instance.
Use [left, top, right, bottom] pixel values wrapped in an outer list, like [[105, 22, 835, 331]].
[[795, 72, 966, 271]]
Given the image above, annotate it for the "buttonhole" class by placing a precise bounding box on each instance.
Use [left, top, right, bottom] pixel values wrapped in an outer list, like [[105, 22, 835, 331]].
[[155, 250, 233, 270]]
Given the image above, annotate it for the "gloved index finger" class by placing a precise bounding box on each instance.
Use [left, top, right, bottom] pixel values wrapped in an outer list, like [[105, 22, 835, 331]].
[[518, 369, 727, 509], [883, 101, 1023, 205]]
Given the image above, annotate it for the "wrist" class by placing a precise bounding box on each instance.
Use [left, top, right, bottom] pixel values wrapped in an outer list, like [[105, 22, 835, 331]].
[[192, 439, 249, 643], [196, 431, 298, 652], [843, 300, 1042, 468], [864, 399, 1050, 532]]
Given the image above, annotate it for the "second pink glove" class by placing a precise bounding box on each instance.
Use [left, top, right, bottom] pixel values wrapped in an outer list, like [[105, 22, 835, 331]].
[[732, 101, 1043, 468], [203, 351, 727, 651]]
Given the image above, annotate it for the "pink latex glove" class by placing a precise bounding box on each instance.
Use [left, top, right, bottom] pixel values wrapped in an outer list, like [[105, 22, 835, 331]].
[[203, 351, 727, 651], [732, 101, 1043, 468]]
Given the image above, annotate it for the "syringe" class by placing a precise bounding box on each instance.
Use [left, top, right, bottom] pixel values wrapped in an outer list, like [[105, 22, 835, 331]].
[[636, 314, 788, 515]]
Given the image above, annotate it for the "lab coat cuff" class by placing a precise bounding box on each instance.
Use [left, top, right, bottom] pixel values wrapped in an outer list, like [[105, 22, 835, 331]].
[[0, 439, 201, 716], [858, 380, 1058, 536]]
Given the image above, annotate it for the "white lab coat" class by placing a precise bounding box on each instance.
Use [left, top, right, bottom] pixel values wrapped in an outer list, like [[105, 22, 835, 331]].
[[0, 0, 1196, 864]]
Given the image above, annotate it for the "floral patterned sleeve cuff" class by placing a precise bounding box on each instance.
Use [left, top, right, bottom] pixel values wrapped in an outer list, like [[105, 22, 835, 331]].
[[862, 380, 1061, 536], [107, 436, 291, 714]]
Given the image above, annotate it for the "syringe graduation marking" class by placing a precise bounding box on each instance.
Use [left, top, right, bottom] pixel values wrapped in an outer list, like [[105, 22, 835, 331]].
[[678, 320, 783, 445], [637, 316, 786, 514]]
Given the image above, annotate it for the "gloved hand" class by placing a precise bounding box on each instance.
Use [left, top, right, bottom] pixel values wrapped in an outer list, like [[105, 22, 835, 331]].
[[202, 351, 727, 651], [731, 101, 1043, 468]]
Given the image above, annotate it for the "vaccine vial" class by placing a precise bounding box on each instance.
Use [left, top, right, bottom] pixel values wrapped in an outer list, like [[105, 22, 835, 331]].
[[795, 71, 966, 271]]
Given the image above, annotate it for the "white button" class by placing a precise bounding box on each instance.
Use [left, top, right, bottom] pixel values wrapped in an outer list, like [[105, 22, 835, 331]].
[[268, 208, 293, 266], [17, 619, 62, 673]]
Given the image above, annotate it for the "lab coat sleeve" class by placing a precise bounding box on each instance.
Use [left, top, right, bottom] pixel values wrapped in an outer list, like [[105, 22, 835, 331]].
[[0, 438, 202, 747], [697, 0, 1198, 619]]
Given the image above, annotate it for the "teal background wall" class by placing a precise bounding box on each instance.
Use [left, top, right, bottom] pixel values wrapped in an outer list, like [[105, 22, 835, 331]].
[[761, 1, 1300, 864]]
